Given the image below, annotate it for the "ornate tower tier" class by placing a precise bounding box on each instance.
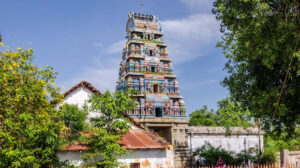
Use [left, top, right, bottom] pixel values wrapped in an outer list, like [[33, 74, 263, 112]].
[[116, 12, 186, 118], [116, 12, 190, 167]]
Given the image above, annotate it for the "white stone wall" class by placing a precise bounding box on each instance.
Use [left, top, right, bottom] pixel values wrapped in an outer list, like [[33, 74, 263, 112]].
[[57, 148, 174, 168], [61, 86, 99, 120], [190, 134, 263, 154], [57, 151, 83, 167], [118, 147, 174, 168], [189, 126, 263, 154]]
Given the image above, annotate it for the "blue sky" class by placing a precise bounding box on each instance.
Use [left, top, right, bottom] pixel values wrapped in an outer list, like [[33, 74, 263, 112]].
[[0, 0, 229, 114]]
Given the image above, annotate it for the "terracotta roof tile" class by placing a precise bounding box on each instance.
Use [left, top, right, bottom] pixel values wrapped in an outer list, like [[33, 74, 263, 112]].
[[119, 129, 168, 149]]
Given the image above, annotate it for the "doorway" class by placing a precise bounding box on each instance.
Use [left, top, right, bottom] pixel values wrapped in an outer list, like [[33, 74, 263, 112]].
[[153, 84, 158, 93]]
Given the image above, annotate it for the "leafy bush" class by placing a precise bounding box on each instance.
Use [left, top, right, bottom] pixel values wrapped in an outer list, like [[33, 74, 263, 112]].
[[193, 143, 270, 166], [193, 143, 236, 166]]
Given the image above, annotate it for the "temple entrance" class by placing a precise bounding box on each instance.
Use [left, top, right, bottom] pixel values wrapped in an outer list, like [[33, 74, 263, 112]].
[[155, 107, 163, 117]]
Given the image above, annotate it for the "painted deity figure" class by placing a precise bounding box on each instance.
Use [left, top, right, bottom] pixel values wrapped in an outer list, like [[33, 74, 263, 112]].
[[140, 61, 145, 71], [130, 44, 135, 55], [155, 47, 160, 56], [127, 77, 133, 89], [145, 101, 153, 115], [143, 45, 148, 55], [174, 80, 180, 93], [159, 63, 164, 73], [164, 79, 169, 92], [133, 33, 137, 39], [140, 44, 144, 56], [135, 45, 140, 54], [160, 82, 164, 92], [144, 60, 150, 71], [129, 59, 134, 71], [133, 100, 140, 115], [140, 99, 145, 115], [169, 62, 174, 73], [139, 78, 144, 91], [164, 64, 169, 73], [164, 102, 171, 115], [173, 101, 180, 116], [147, 82, 151, 92], [134, 62, 139, 71]]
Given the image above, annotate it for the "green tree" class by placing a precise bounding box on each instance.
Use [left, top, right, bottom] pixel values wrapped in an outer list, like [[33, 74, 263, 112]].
[[189, 105, 217, 126], [0, 45, 64, 167], [189, 98, 252, 127], [82, 90, 135, 168], [212, 0, 300, 135], [59, 104, 88, 141], [216, 98, 252, 127]]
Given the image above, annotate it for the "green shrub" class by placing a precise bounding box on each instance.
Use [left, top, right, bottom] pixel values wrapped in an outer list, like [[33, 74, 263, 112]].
[[193, 143, 236, 166]]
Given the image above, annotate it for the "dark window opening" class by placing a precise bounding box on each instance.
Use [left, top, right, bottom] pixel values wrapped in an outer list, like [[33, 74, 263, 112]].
[[148, 34, 150, 40], [150, 50, 153, 56], [130, 163, 140, 168], [155, 108, 163, 117], [151, 67, 155, 72]]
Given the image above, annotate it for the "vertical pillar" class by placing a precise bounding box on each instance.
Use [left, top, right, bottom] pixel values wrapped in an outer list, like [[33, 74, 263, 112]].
[[280, 149, 289, 168]]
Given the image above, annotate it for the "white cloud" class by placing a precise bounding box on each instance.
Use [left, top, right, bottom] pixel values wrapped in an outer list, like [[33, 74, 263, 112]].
[[62, 40, 127, 92], [161, 14, 219, 64], [106, 39, 127, 54], [62, 58, 119, 92]]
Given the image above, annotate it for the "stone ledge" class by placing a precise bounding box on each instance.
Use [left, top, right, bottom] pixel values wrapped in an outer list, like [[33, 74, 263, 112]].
[[189, 126, 264, 135], [133, 117, 189, 124]]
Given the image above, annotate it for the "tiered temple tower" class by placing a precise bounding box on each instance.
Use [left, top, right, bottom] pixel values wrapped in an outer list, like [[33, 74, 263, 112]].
[[116, 12, 190, 167]]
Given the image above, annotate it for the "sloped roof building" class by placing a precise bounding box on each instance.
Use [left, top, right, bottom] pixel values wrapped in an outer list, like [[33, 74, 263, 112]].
[[57, 81, 174, 168]]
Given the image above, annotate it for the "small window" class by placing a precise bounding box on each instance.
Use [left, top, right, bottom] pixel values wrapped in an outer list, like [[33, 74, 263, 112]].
[[149, 50, 153, 56], [151, 67, 155, 72], [130, 163, 140, 168]]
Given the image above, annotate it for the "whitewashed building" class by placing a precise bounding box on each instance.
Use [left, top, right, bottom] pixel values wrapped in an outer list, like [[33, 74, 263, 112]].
[[56, 81, 174, 168]]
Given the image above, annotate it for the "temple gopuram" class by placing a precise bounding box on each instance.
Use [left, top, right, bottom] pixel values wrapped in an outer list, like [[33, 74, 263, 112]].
[[116, 12, 190, 167]]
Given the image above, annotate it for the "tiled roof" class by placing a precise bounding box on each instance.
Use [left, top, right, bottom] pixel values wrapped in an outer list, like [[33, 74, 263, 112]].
[[119, 129, 168, 149], [63, 81, 101, 98], [60, 129, 168, 151], [62, 141, 89, 151]]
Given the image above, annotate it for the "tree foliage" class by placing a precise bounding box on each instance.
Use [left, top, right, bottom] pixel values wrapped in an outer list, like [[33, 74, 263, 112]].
[[212, 0, 300, 135], [0, 45, 64, 167], [193, 143, 275, 166], [193, 143, 236, 166], [59, 104, 88, 141], [82, 90, 136, 168], [189, 98, 252, 127]]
